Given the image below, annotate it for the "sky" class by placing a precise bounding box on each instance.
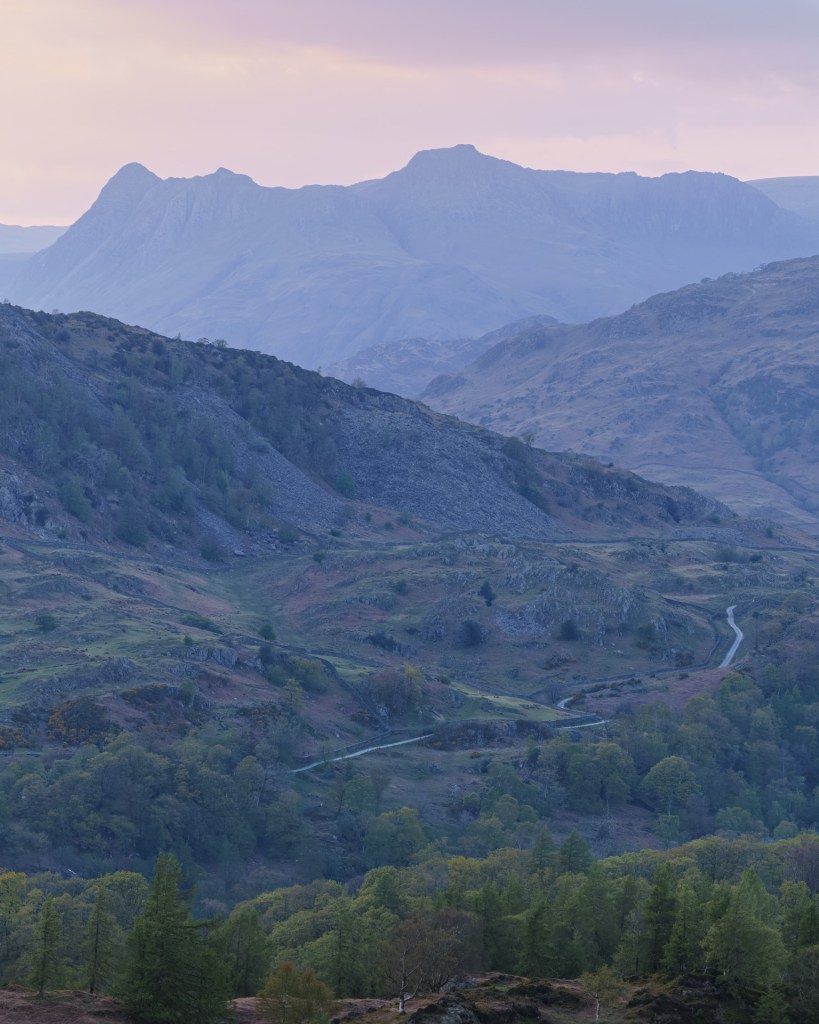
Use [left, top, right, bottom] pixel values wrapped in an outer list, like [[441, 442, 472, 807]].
[[2, 0, 819, 224]]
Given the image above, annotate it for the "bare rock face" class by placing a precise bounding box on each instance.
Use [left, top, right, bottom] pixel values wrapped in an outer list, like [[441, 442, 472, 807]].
[[408, 995, 481, 1024]]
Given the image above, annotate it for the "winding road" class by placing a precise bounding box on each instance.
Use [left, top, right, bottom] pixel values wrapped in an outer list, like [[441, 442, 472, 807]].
[[289, 733, 434, 774], [290, 606, 744, 772], [719, 604, 743, 668]]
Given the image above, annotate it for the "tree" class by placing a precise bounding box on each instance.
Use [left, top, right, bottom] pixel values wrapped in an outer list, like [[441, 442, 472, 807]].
[[382, 909, 482, 1007], [84, 886, 122, 994], [118, 853, 229, 1023], [640, 756, 699, 817], [29, 895, 64, 997], [704, 869, 787, 1005], [517, 895, 556, 979], [258, 962, 335, 1024], [558, 830, 592, 874], [478, 581, 496, 607], [0, 872, 25, 968], [639, 863, 677, 973], [580, 965, 625, 1023], [664, 872, 706, 973], [219, 906, 268, 997]]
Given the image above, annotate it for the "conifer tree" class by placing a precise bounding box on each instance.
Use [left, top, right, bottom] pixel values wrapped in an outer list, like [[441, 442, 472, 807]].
[[705, 869, 786, 1005], [664, 872, 706, 973], [558, 830, 592, 874], [29, 895, 64, 997], [118, 852, 229, 1023], [219, 906, 268, 997], [640, 863, 677, 972], [84, 885, 122, 994], [517, 895, 556, 978]]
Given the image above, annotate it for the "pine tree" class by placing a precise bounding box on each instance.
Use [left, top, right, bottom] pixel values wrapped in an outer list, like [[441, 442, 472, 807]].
[[84, 886, 122, 994], [517, 895, 556, 978], [29, 895, 64, 997], [640, 863, 677, 972], [118, 852, 229, 1023], [664, 873, 706, 973], [705, 869, 787, 1005], [558, 830, 592, 874], [219, 906, 268, 997], [527, 826, 557, 878]]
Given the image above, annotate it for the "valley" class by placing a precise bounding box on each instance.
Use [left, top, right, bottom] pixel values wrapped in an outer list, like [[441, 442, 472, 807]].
[[2, 266, 819, 1024]]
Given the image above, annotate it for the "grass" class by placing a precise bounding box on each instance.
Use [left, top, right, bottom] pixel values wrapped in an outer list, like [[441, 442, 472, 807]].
[[0, 527, 815, 751], [446, 682, 563, 722]]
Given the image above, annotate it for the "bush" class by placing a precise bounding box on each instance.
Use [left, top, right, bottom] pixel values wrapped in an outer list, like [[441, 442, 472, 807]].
[[458, 620, 484, 647], [58, 477, 93, 522], [34, 611, 58, 633], [180, 612, 220, 633], [114, 505, 148, 547], [199, 533, 224, 562], [335, 471, 357, 498], [557, 619, 579, 641]]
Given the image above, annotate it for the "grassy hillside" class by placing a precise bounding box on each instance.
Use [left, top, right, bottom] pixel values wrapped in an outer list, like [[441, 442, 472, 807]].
[[1, 301, 818, 899]]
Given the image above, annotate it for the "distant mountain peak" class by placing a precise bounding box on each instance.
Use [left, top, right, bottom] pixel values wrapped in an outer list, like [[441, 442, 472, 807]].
[[402, 143, 499, 172], [106, 162, 160, 188]]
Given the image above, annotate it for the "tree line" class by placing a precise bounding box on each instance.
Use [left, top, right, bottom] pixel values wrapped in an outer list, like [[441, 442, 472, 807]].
[[3, 834, 819, 1021]]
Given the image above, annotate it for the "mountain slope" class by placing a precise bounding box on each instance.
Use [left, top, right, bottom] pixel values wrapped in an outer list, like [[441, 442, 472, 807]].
[[424, 256, 819, 529], [324, 316, 557, 396], [6, 147, 819, 367], [749, 176, 819, 222], [0, 302, 732, 560]]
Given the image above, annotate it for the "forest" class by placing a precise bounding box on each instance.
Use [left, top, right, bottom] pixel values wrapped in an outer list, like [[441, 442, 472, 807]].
[[3, 831, 819, 1022]]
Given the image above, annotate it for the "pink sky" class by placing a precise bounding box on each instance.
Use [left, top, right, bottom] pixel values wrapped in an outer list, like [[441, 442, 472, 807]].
[[3, 0, 819, 224]]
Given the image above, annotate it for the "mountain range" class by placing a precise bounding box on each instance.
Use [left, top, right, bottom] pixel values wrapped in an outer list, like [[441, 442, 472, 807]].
[[5, 146, 819, 368], [0, 224, 65, 255], [423, 256, 819, 530]]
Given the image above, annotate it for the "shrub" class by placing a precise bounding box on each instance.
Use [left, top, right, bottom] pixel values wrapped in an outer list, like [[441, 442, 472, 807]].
[[34, 611, 58, 633], [458, 620, 484, 647]]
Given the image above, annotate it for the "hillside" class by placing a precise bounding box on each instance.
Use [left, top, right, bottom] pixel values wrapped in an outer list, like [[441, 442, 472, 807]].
[[3, 302, 818, 890], [750, 176, 819, 222], [0, 301, 734, 554], [324, 316, 557, 396], [5, 147, 819, 367], [424, 256, 819, 530]]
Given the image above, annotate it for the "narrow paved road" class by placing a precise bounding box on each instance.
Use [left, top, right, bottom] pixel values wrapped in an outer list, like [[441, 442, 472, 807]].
[[293, 615, 749, 773], [556, 695, 607, 728], [719, 605, 743, 668], [289, 733, 434, 774]]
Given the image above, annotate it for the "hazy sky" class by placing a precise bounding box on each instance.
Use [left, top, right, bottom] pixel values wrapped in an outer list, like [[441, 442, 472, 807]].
[[3, 0, 819, 223]]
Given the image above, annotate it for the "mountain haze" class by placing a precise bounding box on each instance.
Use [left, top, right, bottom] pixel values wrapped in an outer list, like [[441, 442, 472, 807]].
[[424, 256, 819, 530], [0, 224, 65, 254], [749, 176, 819, 222], [6, 146, 819, 367]]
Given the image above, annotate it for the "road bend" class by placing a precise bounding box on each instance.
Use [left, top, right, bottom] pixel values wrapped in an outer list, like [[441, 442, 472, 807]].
[[719, 605, 743, 668]]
